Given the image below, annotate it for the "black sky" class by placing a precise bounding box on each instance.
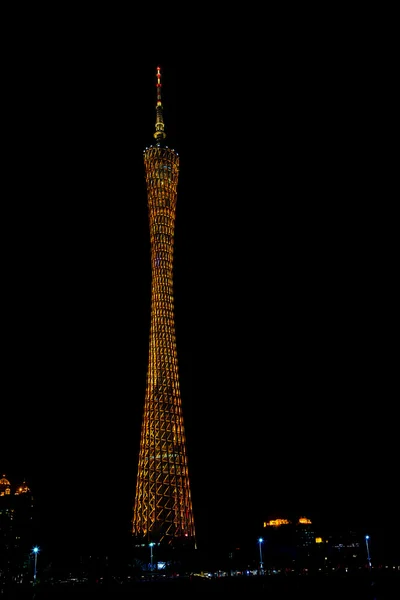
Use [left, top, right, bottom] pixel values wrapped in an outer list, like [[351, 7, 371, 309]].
[[2, 25, 397, 561]]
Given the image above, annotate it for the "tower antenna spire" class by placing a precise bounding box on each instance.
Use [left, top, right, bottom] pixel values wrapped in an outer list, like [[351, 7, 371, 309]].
[[154, 65, 166, 142]]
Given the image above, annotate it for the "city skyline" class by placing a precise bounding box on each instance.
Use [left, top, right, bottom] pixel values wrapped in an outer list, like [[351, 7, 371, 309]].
[[3, 53, 396, 559]]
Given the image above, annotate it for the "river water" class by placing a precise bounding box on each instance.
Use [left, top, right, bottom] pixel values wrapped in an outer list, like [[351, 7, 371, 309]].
[[6, 572, 400, 598]]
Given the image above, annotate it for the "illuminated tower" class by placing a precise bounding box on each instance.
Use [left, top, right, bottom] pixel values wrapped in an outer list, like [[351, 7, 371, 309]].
[[132, 66, 196, 549]]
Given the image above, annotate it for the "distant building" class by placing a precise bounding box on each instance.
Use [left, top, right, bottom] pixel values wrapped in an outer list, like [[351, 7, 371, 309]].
[[296, 517, 315, 549], [325, 530, 361, 567], [262, 515, 368, 571], [262, 516, 318, 567], [0, 475, 36, 586], [263, 517, 297, 566]]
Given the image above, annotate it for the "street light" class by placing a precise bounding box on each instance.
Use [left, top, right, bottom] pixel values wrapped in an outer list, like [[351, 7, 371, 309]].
[[32, 546, 40, 581], [258, 538, 264, 574], [149, 542, 155, 570], [365, 535, 372, 571]]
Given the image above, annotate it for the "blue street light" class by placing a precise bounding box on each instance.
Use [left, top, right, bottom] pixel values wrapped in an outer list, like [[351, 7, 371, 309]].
[[258, 538, 264, 573], [365, 535, 371, 571], [32, 546, 40, 581], [149, 542, 155, 570]]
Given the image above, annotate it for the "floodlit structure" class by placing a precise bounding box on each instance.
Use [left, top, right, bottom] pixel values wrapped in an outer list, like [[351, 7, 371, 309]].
[[0, 475, 36, 583], [132, 67, 196, 550]]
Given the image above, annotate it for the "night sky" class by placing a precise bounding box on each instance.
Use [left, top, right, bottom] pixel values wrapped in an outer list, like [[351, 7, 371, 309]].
[[2, 30, 397, 562]]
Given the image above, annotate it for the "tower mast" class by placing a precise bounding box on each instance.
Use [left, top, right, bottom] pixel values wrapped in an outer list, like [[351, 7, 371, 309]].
[[132, 66, 196, 550]]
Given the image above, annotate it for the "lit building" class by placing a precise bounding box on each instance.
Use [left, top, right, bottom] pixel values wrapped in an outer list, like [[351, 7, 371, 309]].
[[326, 530, 361, 567], [131, 67, 196, 551], [0, 476, 11, 497], [0, 475, 35, 586], [262, 516, 316, 567], [262, 516, 370, 571], [263, 517, 296, 565], [296, 516, 315, 549]]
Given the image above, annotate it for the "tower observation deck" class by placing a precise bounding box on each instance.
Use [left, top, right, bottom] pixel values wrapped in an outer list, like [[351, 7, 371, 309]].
[[132, 67, 196, 550]]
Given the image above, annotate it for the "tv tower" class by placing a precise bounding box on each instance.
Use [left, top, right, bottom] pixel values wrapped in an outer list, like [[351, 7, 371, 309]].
[[132, 66, 196, 550]]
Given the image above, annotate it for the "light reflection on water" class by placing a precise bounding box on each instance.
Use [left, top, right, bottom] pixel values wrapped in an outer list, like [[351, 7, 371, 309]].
[[14, 576, 399, 599]]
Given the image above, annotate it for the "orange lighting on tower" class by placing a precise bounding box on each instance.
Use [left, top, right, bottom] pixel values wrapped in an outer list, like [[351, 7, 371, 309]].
[[132, 67, 196, 550]]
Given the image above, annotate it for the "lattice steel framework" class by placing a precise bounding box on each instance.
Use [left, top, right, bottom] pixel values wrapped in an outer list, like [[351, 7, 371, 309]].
[[132, 66, 196, 548]]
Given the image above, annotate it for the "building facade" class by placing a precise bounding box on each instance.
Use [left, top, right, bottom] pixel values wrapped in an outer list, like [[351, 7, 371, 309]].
[[0, 475, 35, 587]]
